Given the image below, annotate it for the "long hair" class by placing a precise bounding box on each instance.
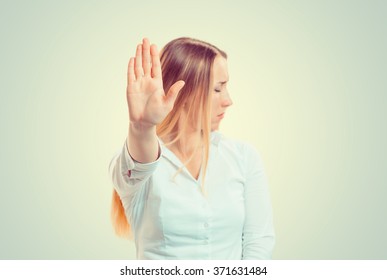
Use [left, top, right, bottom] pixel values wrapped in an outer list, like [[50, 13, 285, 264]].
[[111, 37, 227, 237]]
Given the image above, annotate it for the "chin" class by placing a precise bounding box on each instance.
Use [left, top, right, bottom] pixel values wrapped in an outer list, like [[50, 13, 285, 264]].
[[211, 124, 220, 131]]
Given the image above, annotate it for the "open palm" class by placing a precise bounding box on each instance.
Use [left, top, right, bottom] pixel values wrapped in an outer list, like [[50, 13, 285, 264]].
[[126, 38, 184, 128]]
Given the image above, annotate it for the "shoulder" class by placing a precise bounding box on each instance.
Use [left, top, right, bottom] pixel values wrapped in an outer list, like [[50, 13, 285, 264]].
[[213, 131, 261, 156], [212, 131, 264, 169]]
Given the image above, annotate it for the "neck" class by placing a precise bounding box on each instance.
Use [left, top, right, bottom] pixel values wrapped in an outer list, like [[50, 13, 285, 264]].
[[160, 129, 202, 160], [160, 111, 205, 160], [184, 130, 202, 152]]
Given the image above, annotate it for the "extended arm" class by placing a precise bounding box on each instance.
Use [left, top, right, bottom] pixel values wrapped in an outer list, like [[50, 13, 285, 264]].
[[126, 38, 184, 163]]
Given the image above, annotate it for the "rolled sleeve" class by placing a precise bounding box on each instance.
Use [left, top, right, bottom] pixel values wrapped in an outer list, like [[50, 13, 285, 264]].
[[109, 139, 162, 199]]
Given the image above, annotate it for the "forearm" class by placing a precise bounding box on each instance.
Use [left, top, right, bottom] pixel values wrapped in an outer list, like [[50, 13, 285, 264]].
[[127, 122, 159, 163]]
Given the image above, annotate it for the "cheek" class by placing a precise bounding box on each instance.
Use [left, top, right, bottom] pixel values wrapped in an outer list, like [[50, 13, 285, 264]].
[[211, 96, 221, 111], [210, 105, 218, 119]]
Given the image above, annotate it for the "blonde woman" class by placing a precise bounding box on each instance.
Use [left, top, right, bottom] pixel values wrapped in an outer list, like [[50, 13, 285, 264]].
[[109, 37, 275, 259]]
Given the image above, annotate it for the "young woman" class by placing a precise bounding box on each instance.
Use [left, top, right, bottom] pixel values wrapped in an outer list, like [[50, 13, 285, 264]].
[[109, 37, 275, 259]]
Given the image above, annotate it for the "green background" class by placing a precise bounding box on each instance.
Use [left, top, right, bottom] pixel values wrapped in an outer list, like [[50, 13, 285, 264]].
[[1, 0, 386, 259]]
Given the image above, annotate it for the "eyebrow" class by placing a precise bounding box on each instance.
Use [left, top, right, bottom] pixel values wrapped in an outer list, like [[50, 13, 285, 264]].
[[216, 80, 228, 85]]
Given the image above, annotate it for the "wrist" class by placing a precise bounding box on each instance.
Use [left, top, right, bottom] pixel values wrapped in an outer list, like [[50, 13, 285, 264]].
[[129, 122, 157, 136]]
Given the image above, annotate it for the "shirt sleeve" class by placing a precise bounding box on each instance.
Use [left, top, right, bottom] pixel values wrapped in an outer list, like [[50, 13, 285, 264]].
[[108, 139, 162, 200], [242, 144, 275, 259]]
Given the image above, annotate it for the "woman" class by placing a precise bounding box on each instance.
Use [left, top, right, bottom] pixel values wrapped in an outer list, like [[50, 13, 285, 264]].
[[109, 37, 275, 259]]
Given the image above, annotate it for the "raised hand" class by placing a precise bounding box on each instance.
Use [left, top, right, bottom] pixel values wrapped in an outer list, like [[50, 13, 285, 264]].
[[126, 38, 185, 129]]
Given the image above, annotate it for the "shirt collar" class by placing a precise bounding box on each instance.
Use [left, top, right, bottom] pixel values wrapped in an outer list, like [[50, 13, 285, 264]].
[[210, 130, 222, 146]]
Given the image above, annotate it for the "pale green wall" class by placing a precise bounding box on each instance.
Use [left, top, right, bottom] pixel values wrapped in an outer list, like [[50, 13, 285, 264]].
[[1, 0, 386, 259]]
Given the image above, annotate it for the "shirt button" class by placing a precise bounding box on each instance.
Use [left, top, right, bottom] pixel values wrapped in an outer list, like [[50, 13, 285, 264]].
[[204, 240, 209, 245], [204, 222, 209, 228]]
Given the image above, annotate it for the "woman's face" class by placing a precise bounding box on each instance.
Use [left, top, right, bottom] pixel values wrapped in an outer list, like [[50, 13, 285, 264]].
[[210, 55, 233, 131]]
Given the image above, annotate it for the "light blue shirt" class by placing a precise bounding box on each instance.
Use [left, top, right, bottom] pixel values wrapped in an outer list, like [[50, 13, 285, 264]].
[[109, 131, 275, 259]]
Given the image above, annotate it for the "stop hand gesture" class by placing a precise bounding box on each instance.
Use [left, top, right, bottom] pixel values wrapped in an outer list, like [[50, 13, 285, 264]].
[[126, 38, 185, 129]]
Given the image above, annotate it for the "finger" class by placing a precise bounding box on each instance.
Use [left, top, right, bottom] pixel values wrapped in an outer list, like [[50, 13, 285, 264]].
[[127, 57, 135, 86], [150, 44, 161, 78], [142, 38, 151, 76], [134, 44, 143, 79], [166, 80, 185, 105]]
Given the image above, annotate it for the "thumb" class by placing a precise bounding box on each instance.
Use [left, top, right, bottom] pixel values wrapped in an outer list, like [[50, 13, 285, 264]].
[[166, 80, 185, 105]]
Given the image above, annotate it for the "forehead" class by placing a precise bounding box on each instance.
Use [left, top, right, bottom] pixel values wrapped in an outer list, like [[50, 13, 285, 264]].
[[212, 55, 229, 82]]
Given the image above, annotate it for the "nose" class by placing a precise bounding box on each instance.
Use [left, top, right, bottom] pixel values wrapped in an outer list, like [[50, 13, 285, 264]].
[[222, 90, 233, 107]]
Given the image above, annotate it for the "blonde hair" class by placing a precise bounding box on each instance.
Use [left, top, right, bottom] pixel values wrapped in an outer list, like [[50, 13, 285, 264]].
[[111, 37, 227, 237]]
